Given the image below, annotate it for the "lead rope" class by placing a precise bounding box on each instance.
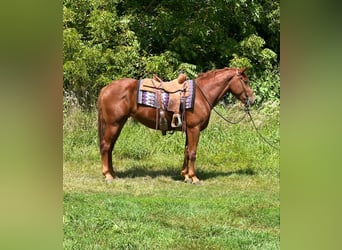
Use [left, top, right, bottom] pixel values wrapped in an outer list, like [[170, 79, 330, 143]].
[[212, 107, 248, 124], [245, 103, 280, 150], [198, 77, 279, 150], [235, 76, 280, 150]]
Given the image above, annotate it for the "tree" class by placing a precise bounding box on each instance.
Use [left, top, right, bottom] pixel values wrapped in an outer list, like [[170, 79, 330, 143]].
[[63, 0, 144, 107], [63, 0, 280, 108]]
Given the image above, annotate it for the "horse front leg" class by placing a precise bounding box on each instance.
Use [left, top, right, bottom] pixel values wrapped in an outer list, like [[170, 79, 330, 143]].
[[181, 137, 189, 179], [183, 127, 201, 184]]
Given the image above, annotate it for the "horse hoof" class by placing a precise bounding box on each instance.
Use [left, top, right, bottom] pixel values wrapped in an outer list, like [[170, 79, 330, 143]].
[[105, 178, 114, 183], [104, 174, 115, 183], [191, 176, 201, 185], [184, 178, 193, 184], [104, 171, 115, 182]]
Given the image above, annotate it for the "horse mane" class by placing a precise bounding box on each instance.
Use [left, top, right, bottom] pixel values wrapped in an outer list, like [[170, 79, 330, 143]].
[[197, 67, 246, 80], [197, 68, 231, 80]]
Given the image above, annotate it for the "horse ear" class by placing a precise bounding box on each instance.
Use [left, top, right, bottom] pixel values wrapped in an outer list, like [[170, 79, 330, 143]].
[[240, 67, 247, 73]]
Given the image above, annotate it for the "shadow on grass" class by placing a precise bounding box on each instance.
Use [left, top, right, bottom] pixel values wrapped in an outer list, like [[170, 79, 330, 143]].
[[116, 165, 255, 181]]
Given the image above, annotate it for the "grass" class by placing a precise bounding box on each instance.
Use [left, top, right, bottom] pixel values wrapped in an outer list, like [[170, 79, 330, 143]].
[[63, 101, 280, 249]]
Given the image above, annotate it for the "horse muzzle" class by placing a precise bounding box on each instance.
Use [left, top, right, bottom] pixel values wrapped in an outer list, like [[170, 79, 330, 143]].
[[246, 95, 256, 106]]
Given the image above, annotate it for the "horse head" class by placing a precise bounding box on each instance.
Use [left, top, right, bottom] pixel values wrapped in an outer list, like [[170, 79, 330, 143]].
[[228, 68, 256, 106]]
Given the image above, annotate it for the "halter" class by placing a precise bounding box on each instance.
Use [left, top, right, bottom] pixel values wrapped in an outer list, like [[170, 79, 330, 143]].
[[196, 70, 251, 124]]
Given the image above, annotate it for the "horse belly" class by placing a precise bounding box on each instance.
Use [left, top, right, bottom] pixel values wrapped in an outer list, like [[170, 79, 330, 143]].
[[131, 106, 159, 129]]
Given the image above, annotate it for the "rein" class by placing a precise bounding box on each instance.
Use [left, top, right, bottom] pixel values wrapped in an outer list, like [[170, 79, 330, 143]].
[[245, 104, 280, 150], [197, 74, 279, 150]]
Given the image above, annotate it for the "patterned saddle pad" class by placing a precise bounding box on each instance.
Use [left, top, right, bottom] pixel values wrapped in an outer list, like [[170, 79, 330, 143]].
[[137, 79, 196, 110]]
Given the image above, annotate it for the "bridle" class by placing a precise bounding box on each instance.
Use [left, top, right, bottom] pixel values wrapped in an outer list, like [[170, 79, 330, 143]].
[[196, 71, 251, 124], [197, 71, 279, 150], [235, 70, 252, 110], [197, 70, 251, 107]]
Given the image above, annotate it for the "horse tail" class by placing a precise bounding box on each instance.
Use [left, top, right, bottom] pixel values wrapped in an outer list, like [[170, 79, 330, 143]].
[[97, 92, 105, 150]]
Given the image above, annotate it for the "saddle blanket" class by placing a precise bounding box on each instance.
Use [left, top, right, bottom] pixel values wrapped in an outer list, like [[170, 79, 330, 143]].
[[137, 79, 195, 110]]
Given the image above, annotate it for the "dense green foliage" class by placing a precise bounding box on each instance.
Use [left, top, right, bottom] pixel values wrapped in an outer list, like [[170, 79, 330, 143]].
[[63, 0, 280, 108], [63, 101, 279, 248]]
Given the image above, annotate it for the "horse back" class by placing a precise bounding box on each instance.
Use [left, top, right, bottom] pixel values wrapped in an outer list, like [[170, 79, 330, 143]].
[[99, 78, 137, 102], [98, 78, 138, 120]]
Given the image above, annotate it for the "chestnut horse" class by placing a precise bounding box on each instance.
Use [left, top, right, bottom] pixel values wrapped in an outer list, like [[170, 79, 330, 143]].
[[98, 67, 256, 184]]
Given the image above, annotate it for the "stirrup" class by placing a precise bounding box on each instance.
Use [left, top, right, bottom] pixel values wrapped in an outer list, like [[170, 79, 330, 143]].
[[171, 114, 182, 127]]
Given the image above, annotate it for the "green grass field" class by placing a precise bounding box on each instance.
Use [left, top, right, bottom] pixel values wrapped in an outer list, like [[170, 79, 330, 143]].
[[63, 102, 279, 249]]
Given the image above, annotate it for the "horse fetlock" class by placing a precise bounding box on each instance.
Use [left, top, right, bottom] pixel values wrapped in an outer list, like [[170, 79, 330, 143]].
[[181, 169, 188, 176]]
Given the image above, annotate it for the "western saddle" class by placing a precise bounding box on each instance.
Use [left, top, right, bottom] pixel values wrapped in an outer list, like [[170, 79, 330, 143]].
[[140, 73, 189, 132]]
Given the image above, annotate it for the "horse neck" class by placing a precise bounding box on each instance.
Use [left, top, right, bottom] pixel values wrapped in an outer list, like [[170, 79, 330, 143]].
[[197, 70, 235, 107]]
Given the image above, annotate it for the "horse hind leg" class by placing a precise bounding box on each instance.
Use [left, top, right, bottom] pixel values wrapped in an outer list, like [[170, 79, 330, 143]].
[[100, 122, 126, 182]]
